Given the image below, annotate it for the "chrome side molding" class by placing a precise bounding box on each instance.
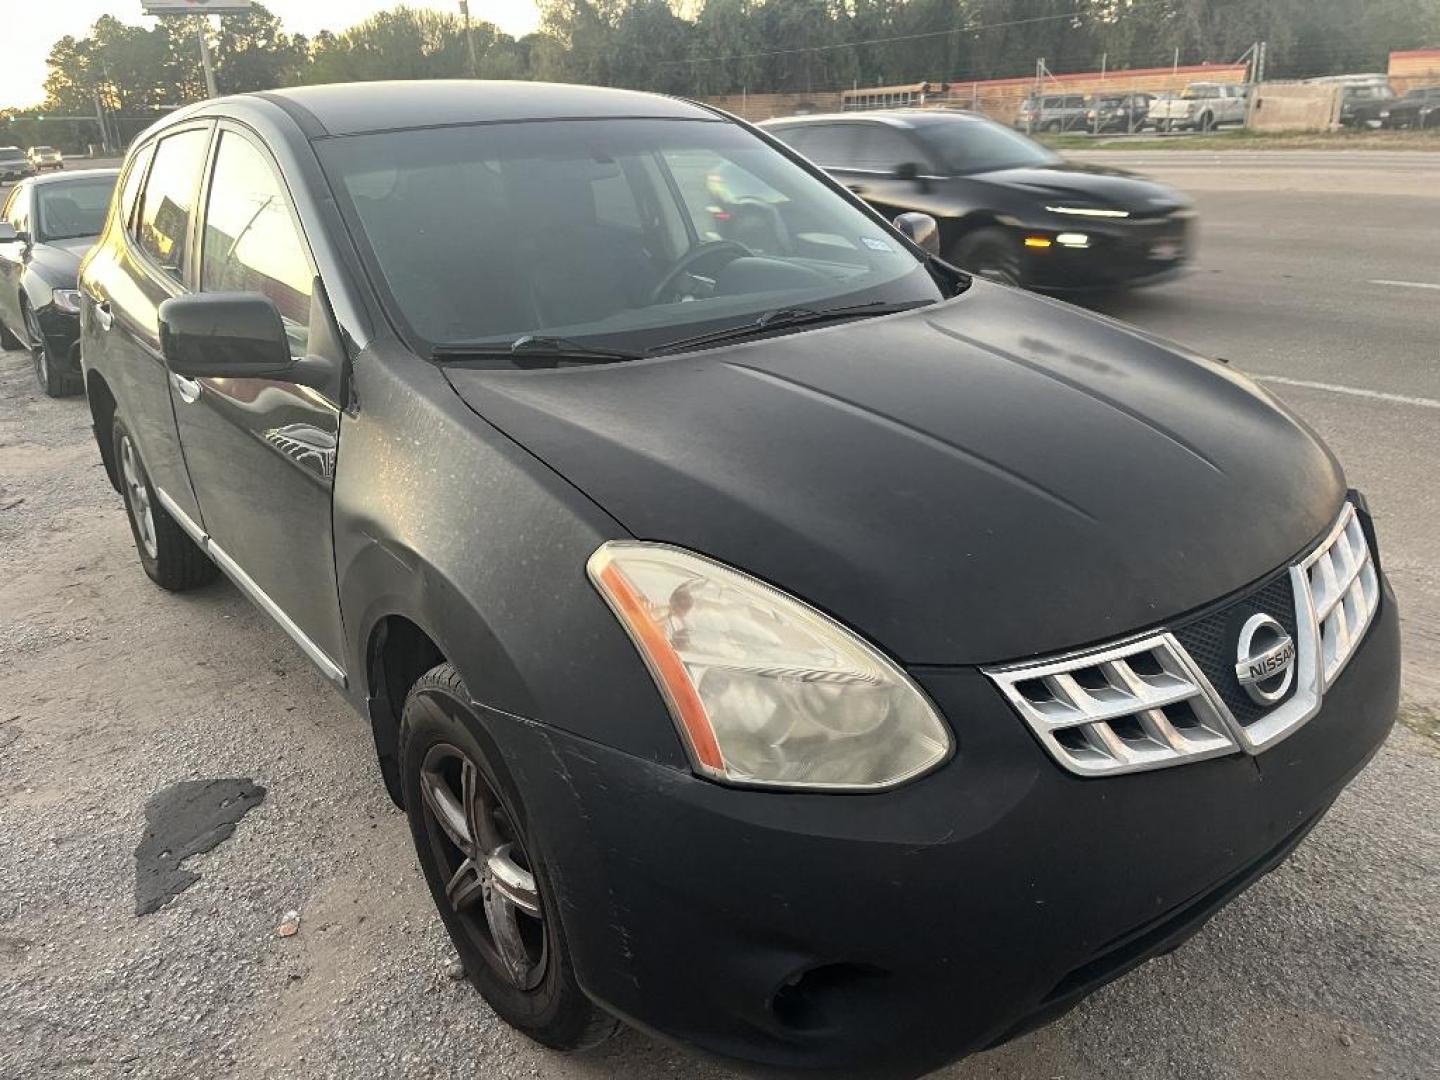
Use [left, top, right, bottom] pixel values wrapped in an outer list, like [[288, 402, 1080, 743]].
[[153, 486, 348, 688]]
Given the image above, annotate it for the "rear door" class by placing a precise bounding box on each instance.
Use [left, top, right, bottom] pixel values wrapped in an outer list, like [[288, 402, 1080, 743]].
[[168, 122, 346, 680], [85, 126, 212, 526]]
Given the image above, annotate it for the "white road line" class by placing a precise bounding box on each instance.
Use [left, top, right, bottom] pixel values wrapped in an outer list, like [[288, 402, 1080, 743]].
[[1369, 279, 1440, 291], [1256, 374, 1440, 411]]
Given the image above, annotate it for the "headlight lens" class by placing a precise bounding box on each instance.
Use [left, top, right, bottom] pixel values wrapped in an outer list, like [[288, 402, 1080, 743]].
[[588, 542, 953, 790], [51, 289, 82, 314]]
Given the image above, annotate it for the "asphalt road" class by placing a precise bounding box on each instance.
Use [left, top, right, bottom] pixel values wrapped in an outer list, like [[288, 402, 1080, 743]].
[[0, 151, 1437, 1080]]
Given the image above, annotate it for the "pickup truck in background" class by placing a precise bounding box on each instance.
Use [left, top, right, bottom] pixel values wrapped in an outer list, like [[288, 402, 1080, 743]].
[[1149, 83, 1249, 131]]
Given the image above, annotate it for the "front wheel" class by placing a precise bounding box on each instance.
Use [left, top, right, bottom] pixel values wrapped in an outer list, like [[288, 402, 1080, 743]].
[[1156, 119, 1172, 132], [400, 663, 619, 1051], [949, 227, 1024, 288], [25, 302, 81, 397]]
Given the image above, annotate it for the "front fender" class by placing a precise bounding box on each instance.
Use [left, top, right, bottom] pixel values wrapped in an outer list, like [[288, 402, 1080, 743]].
[[333, 343, 690, 770]]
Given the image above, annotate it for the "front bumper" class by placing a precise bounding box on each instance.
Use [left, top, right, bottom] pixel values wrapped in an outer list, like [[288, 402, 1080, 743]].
[[490, 573, 1398, 1077], [1015, 213, 1194, 293], [33, 304, 81, 374]]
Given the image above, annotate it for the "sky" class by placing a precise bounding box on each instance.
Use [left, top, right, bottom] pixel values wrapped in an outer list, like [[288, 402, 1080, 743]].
[[1, 0, 544, 109]]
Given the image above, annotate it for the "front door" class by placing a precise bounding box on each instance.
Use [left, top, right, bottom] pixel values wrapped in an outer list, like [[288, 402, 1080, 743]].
[[167, 124, 347, 683]]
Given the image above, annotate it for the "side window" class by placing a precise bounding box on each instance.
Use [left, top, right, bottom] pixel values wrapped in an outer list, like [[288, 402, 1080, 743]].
[[795, 125, 856, 166], [200, 130, 313, 357], [137, 128, 210, 279], [117, 143, 154, 238], [2, 187, 26, 232], [850, 125, 921, 171]]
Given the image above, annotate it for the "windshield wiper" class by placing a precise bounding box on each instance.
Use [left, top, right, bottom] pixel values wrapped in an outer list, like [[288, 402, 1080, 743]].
[[652, 300, 935, 355], [431, 333, 646, 366]]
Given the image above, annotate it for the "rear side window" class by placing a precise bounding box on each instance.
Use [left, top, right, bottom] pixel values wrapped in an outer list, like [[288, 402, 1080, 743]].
[[200, 130, 313, 358], [136, 127, 210, 279], [849, 125, 921, 171], [117, 143, 154, 238]]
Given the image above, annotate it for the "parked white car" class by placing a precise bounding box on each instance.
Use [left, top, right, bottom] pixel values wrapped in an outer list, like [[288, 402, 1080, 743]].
[[27, 146, 63, 171], [1149, 83, 1249, 131]]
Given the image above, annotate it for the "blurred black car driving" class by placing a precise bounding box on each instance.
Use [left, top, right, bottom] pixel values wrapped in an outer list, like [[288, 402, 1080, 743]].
[[762, 109, 1193, 293]]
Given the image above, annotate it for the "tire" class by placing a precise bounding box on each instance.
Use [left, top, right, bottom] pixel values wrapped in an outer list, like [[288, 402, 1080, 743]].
[[1197, 111, 1214, 133], [111, 415, 219, 591], [949, 227, 1023, 288], [24, 301, 82, 397], [1043, 120, 1061, 133], [400, 663, 619, 1052], [1157, 119, 1172, 133]]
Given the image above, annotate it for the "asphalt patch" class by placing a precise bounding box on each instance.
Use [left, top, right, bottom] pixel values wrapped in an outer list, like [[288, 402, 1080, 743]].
[[134, 779, 266, 915]]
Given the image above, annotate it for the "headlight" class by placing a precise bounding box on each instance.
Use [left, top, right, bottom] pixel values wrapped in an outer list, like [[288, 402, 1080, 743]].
[[51, 289, 83, 314], [588, 542, 953, 790]]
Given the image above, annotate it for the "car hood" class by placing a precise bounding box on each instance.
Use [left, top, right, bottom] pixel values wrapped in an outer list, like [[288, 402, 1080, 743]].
[[972, 161, 1189, 214], [29, 237, 95, 284], [445, 284, 1344, 666]]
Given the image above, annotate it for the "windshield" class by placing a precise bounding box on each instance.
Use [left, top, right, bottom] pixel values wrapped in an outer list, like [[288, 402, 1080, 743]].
[[319, 118, 943, 355], [1181, 85, 1217, 100], [32, 146, 56, 153], [911, 115, 1060, 175], [1346, 85, 1394, 100], [36, 177, 117, 242]]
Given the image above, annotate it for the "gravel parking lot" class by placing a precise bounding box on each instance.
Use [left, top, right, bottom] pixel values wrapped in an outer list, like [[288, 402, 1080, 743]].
[[1, 152, 1437, 1080]]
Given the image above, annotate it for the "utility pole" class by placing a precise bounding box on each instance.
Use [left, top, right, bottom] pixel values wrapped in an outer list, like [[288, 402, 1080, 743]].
[[92, 90, 110, 154], [1172, 47, 1179, 76], [197, 20, 219, 98], [459, 1, 479, 78]]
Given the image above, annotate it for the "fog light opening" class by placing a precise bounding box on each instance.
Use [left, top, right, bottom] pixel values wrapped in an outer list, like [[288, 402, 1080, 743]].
[[769, 962, 889, 1033]]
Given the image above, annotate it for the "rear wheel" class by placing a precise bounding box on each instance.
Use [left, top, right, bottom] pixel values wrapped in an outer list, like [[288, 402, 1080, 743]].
[[111, 415, 219, 591], [25, 301, 81, 398], [400, 663, 619, 1052], [950, 227, 1023, 288], [1196, 111, 1215, 133], [1157, 118, 1172, 133]]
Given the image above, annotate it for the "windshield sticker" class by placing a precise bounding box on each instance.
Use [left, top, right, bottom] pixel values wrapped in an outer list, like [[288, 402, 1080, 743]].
[[860, 237, 892, 252]]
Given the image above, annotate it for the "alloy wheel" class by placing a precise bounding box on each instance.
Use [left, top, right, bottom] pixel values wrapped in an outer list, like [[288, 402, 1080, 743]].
[[419, 742, 548, 990], [118, 433, 159, 559]]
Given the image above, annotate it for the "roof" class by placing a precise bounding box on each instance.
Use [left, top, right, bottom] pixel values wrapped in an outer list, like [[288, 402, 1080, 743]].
[[27, 168, 120, 187], [762, 109, 985, 129], [250, 80, 715, 137]]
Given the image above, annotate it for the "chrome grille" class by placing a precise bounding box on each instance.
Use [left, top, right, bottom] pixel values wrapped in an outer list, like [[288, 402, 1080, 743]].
[[1299, 503, 1380, 690], [988, 501, 1381, 775], [989, 634, 1238, 776]]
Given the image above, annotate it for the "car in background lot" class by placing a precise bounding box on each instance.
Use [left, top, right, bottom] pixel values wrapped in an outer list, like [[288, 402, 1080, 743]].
[[1382, 85, 1440, 129], [78, 80, 1398, 1079], [1339, 83, 1397, 128], [27, 146, 64, 171], [764, 109, 1194, 292], [0, 169, 120, 396], [1149, 82, 1249, 131], [1014, 93, 1089, 132], [0, 145, 37, 181], [1088, 92, 1154, 132]]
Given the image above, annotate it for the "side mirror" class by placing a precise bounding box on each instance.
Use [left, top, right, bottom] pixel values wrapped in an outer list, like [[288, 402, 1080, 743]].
[[0, 222, 19, 244], [159, 293, 294, 379], [893, 212, 940, 257], [893, 161, 922, 182]]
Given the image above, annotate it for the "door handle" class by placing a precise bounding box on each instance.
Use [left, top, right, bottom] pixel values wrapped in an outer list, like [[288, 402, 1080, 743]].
[[170, 372, 202, 404], [93, 300, 113, 331]]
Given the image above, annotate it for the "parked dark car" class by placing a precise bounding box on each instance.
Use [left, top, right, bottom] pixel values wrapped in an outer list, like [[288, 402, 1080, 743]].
[[764, 109, 1193, 291], [1382, 85, 1440, 128], [0, 144, 37, 181], [79, 81, 1398, 1079], [1088, 92, 1154, 132], [0, 169, 119, 395], [1337, 83, 1396, 128]]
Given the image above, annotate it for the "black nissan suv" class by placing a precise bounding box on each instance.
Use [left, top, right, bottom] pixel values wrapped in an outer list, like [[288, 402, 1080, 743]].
[[79, 81, 1399, 1079]]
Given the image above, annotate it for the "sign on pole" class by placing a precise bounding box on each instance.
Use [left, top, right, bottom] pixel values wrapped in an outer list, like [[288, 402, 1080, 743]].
[[142, 1, 254, 14]]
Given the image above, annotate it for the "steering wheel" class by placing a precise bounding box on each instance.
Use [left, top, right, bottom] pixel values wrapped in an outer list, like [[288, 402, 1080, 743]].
[[648, 240, 750, 305]]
